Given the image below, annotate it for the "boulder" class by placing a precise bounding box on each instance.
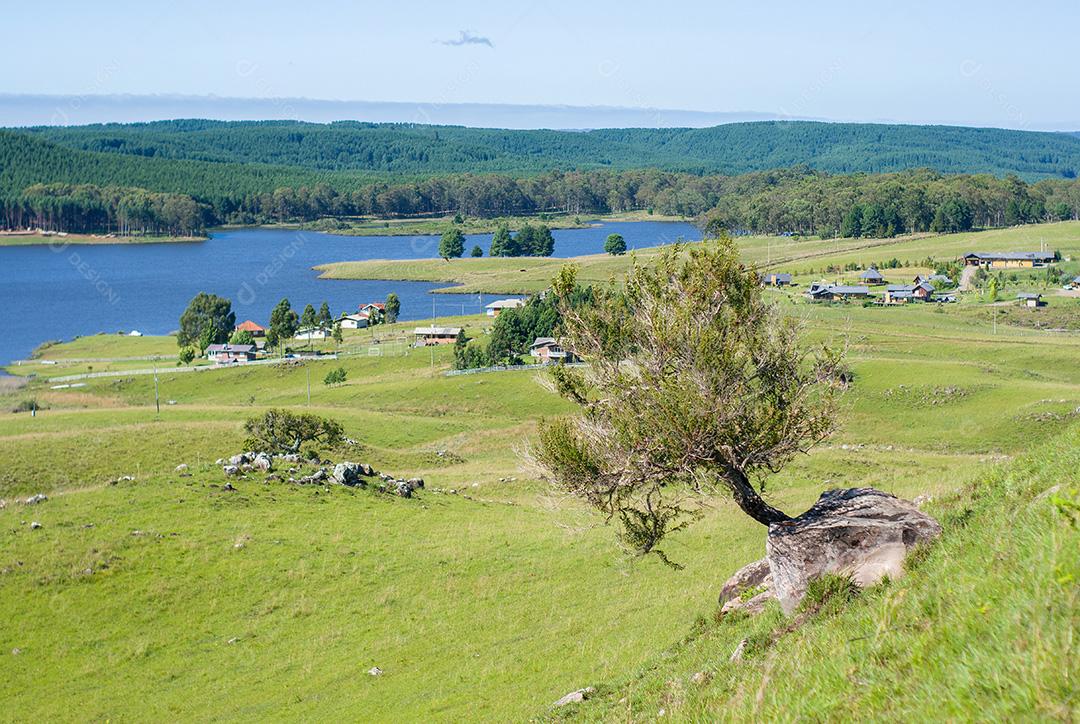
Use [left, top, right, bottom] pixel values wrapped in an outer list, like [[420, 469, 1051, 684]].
[[721, 588, 773, 616], [394, 481, 413, 498], [24, 494, 48, 506], [30, 521, 42, 530], [333, 462, 364, 487], [251, 454, 273, 472], [717, 558, 771, 607], [767, 487, 941, 615], [223, 465, 240, 477], [278, 453, 301, 464], [228, 453, 250, 466], [406, 477, 424, 490], [175, 464, 189, 474]]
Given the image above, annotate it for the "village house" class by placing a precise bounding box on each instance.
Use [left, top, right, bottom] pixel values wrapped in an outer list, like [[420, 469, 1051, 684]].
[[529, 337, 574, 364], [295, 327, 327, 341], [485, 298, 526, 317], [806, 284, 871, 302], [859, 267, 886, 285], [205, 343, 256, 363], [962, 251, 1056, 269], [1068, 275, 1080, 290], [1017, 293, 1046, 308], [359, 303, 385, 323], [761, 272, 793, 287], [338, 313, 368, 330], [234, 320, 266, 337], [884, 281, 935, 304], [413, 326, 462, 345], [914, 274, 954, 287]]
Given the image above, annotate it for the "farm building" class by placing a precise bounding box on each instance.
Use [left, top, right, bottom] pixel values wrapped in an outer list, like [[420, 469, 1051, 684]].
[[962, 252, 1055, 268], [235, 320, 266, 337], [529, 337, 574, 364], [338, 313, 368, 330], [884, 281, 935, 304], [485, 299, 526, 317], [859, 267, 885, 285], [414, 326, 462, 345], [761, 272, 793, 287], [1017, 293, 1046, 308], [914, 274, 954, 287], [806, 284, 871, 302], [205, 344, 256, 363]]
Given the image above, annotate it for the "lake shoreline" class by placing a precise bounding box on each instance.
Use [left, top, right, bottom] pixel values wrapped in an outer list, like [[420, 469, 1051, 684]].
[[0, 231, 207, 247]]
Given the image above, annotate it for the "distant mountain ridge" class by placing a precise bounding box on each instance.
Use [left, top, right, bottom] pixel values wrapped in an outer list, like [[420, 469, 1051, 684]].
[[15, 119, 1080, 181]]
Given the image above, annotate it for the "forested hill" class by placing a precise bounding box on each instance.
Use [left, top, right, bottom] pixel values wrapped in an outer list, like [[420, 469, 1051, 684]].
[[21, 120, 1080, 179]]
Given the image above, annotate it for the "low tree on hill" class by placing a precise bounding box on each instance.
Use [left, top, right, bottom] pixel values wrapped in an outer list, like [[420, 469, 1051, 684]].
[[177, 292, 235, 350], [471, 244, 483, 257], [244, 408, 344, 455], [323, 367, 347, 386], [534, 239, 846, 566]]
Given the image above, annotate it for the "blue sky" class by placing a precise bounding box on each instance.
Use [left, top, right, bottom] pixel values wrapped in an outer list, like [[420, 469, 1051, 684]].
[[4, 0, 1079, 129]]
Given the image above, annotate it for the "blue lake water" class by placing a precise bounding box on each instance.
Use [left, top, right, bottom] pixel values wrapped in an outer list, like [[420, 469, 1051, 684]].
[[0, 220, 699, 365]]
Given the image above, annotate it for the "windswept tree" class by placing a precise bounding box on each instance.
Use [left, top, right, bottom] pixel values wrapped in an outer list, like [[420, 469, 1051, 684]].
[[244, 408, 344, 455], [535, 239, 846, 565], [177, 292, 235, 350]]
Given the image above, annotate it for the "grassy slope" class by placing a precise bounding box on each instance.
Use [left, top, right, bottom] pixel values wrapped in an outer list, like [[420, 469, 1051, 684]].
[[315, 221, 1080, 294], [2, 235, 1079, 720], [554, 424, 1080, 722]]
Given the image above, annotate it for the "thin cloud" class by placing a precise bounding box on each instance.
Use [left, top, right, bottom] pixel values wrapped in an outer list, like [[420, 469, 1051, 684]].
[[440, 30, 494, 48]]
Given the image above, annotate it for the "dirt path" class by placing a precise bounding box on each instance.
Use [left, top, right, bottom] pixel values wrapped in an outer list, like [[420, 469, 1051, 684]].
[[960, 264, 978, 291]]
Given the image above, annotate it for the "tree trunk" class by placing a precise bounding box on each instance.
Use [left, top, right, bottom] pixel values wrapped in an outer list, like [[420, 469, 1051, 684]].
[[728, 468, 793, 526]]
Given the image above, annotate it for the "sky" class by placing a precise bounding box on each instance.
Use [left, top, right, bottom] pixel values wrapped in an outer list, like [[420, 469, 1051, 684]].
[[3, 0, 1079, 130]]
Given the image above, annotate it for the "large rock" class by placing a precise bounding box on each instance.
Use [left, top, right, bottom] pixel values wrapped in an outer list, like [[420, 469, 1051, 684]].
[[333, 462, 364, 487], [767, 487, 941, 615], [251, 454, 273, 472]]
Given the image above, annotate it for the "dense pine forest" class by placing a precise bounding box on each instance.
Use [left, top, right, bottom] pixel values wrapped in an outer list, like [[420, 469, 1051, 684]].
[[3, 120, 1080, 238]]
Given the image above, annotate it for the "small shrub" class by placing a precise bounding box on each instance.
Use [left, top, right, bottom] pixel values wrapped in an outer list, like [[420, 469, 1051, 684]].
[[323, 367, 347, 386], [798, 573, 860, 614]]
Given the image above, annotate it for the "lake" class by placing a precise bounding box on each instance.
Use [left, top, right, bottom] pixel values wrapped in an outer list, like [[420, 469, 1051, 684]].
[[0, 220, 699, 365]]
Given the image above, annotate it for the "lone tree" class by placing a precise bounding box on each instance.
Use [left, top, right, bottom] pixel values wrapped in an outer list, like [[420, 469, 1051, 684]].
[[535, 240, 845, 565], [384, 293, 400, 323], [177, 292, 235, 350], [244, 408, 344, 455], [470, 244, 484, 258], [604, 233, 627, 255], [439, 228, 466, 259], [267, 298, 299, 352]]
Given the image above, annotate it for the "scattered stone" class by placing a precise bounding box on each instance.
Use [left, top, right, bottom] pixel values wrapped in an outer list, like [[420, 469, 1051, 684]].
[[240, 463, 254, 473], [553, 687, 595, 707], [11, 648, 21, 655], [24, 494, 48, 506], [0, 500, 6, 510], [722, 588, 773, 616], [690, 671, 711, 685], [729, 638, 748, 662], [278, 453, 301, 464], [717, 558, 772, 607], [29, 522, 41, 530], [394, 481, 413, 498], [175, 464, 189, 474], [265, 474, 282, 483], [222, 482, 237, 492], [406, 477, 424, 490], [368, 666, 383, 676], [333, 462, 365, 487], [229, 453, 250, 466], [912, 493, 933, 507], [214, 458, 224, 465], [251, 454, 273, 472], [223, 465, 240, 477], [767, 488, 942, 615], [227, 637, 239, 645]]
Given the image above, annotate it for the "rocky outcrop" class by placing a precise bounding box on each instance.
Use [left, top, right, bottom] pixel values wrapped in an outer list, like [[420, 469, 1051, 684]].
[[766, 487, 941, 614], [717, 558, 771, 607], [251, 453, 273, 472], [553, 687, 595, 707]]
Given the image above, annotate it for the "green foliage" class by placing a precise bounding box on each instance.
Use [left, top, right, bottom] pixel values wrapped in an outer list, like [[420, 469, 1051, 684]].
[[323, 367, 347, 386], [331, 322, 343, 344], [242, 408, 345, 454], [177, 292, 235, 350], [229, 329, 254, 346], [470, 244, 483, 257], [268, 298, 298, 351], [489, 223, 513, 257], [604, 233, 627, 255], [317, 302, 333, 328], [384, 293, 400, 324], [439, 228, 465, 259], [178, 346, 196, 365], [300, 304, 317, 331]]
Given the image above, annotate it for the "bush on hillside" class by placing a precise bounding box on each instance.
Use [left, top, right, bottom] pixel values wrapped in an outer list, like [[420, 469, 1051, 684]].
[[243, 408, 344, 455]]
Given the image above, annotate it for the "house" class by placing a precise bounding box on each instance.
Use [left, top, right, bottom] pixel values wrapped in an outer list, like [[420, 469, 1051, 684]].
[[884, 281, 934, 304], [529, 337, 574, 364], [414, 326, 462, 345], [295, 327, 327, 341], [914, 274, 954, 287], [235, 320, 266, 337], [806, 284, 871, 302], [962, 252, 1056, 268], [1017, 293, 1046, 308], [859, 267, 885, 285], [485, 298, 526, 317], [761, 272, 793, 287], [205, 343, 256, 363], [1068, 275, 1080, 290], [360, 302, 385, 319], [338, 313, 368, 330]]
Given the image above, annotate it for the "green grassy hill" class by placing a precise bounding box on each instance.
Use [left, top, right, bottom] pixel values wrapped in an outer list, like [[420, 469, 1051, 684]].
[[2, 231, 1078, 720]]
